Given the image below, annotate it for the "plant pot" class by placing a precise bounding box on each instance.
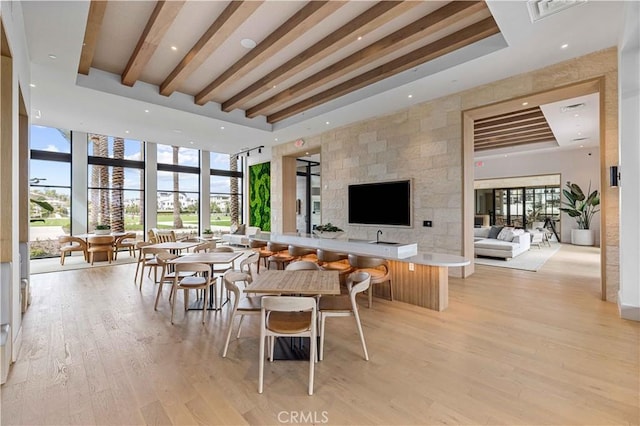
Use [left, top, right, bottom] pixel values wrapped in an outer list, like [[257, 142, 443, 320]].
[[94, 229, 111, 235], [571, 229, 594, 246]]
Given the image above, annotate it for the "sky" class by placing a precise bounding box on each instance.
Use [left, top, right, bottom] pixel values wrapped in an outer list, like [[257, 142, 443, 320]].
[[30, 125, 239, 196]]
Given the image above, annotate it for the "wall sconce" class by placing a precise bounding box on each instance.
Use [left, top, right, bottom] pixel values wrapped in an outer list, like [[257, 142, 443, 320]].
[[610, 165, 620, 187]]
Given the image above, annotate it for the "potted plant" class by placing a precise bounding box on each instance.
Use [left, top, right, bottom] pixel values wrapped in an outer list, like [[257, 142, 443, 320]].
[[313, 223, 344, 239], [94, 224, 111, 235], [560, 181, 600, 246]]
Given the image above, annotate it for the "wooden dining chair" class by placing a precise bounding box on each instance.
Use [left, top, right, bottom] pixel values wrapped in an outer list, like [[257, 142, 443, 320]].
[[249, 239, 272, 272], [133, 241, 152, 283], [153, 252, 196, 311], [58, 236, 87, 265], [170, 262, 213, 324], [221, 268, 263, 357], [194, 241, 216, 253], [138, 247, 167, 290], [259, 296, 317, 395], [318, 272, 371, 361], [113, 232, 137, 260], [266, 242, 294, 270], [347, 254, 392, 308], [87, 235, 115, 265], [317, 249, 353, 291]]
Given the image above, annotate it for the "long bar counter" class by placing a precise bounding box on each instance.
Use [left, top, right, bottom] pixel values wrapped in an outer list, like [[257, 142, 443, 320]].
[[252, 233, 470, 311]]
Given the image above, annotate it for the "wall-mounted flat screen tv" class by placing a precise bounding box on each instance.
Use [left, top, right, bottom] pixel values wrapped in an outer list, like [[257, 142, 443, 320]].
[[348, 180, 411, 226]]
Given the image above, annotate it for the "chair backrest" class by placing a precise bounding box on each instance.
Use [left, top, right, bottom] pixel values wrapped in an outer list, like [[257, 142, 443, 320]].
[[59, 235, 85, 246], [88, 235, 115, 246], [248, 262, 259, 281], [213, 246, 235, 253], [267, 242, 288, 253], [174, 262, 211, 275], [115, 233, 136, 245], [316, 249, 347, 263], [222, 270, 242, 299], [141, 247, 167, 258], [348, 254, 388, 270], [136, 241, 151, 250], [285, 260, 320, 271], [194, 241, 216, 252], [262, 295, 316, 314], [288, 245, 316, 257], [347, 272, 371, 296], [155, 251, 178, 266], [249, 239, 267, 249], [239, 252, 260, 272], [147, 229, 157, 244]]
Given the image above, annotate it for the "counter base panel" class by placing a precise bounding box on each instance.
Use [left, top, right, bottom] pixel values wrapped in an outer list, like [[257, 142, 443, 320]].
[[376, 261, 448, 311]]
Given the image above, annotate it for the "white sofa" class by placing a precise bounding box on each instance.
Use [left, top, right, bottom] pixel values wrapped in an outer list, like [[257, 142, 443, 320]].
[[222, 226, 260, 247], [474, 226, 531, 259]]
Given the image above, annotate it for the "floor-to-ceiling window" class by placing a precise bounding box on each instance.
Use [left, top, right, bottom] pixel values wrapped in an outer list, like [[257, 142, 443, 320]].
[[156, 144, 200, 238], [209, 152, 243, 232], [87, 134, 145, 237], [29, 126, 72, 258]]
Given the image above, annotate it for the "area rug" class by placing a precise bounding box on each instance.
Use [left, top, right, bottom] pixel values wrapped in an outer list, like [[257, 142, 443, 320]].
[[30, 255, 136, 274], [474, 244, 562, 272]]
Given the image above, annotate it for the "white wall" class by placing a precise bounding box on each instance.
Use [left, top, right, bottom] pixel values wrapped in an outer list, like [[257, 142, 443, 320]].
[[474, 147, 601, 244], [618, 1, 640, 320]]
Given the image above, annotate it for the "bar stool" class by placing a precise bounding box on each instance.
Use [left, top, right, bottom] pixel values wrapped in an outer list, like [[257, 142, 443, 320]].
[[249, 239, 272, 272], [266, 242, 294, 270], [288, 245, 317, 263], [347, 254, 392, 308], [317, 249, 353, 291]]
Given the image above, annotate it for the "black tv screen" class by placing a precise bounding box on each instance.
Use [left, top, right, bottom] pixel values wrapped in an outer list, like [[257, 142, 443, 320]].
[[348, 180, 411, 226]]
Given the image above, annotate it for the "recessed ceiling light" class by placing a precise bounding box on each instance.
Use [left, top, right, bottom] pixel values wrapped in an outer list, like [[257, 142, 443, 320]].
[[173, 129, 182, 134], [272, 85, 277, 89], [574, 113, 579, 117], [408, 94, 413, 99], [580, 145, 584, 148], [144, 109, 150, 113], [325, 121, 330, 125], [522, 102, 529, 106], [357, 36, 362, 41], [240, 38, 256, 49], [504, 154, 508, 157], [220, 126, 225, 130], [577, 132, 582, 136], [125, 130, 130, 134], [171, 46, 177, 51], [274, 138, 278, 141], [48, 54, 57, 59], [189, 141, 194, 145], [561, 43, 569, 49], [29, 83, 36, 88], [305, 152, 310, 155]]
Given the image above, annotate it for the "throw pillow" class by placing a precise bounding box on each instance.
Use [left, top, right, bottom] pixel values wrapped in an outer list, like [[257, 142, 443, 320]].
[[497, 227, 515, 241], [234, 224, 246, 235], [488, 226, 503, 239], [230, 224, 238, 234]]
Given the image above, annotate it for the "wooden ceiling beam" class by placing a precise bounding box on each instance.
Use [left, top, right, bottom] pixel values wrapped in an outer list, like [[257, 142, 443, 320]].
[[266, 16, 499, 124], [475, 137, 556, 151], [474, 111, 545, 129], [474, 107, 541, 123], [221, 1, 418, 112], [475, 128, 556, 143], [248, 0, 487, 119], [475, 123, 552, 138], [122, 1, 185, 87], [78, 1, 108, 75], [474, 118, 549, 135], [475, 132, 556, 147], [195, 1, 345, 106], [160, 1, 262, 96]]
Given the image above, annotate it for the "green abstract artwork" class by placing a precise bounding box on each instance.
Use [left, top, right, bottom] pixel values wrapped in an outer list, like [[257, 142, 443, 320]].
[[249, 162, 271, 231]]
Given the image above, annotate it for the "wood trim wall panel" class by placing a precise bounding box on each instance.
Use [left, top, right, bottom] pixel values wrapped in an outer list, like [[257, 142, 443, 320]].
[[388, 261, 448, 311], [1, 56, 13, 261], [281, 156, 297, 233], [19, 106, 28, 243]]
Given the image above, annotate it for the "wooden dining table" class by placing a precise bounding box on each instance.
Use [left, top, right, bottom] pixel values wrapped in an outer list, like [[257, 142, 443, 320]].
[[244, 269, 340, 360], [169, 251, 243, 310], [74, 232, 128, 262], [243, 270, 340, 296], [147, 241, 201, 254]]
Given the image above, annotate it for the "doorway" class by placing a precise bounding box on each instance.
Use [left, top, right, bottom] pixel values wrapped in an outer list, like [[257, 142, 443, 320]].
[[296, 155, 320, 234]]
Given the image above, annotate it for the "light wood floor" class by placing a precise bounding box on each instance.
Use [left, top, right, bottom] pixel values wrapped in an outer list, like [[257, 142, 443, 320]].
[[1, 244, 638, 425]]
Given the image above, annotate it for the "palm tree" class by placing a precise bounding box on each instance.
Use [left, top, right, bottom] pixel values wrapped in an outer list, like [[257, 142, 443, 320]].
[[97, 135, 110, 226], [172, 146, 183, 229], [89, 134, 102, 227], [110, 137, 125, 232]]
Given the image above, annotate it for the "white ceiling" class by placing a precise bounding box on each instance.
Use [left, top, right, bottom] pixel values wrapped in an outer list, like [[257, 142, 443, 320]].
[[21, 1, 625, 155]]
